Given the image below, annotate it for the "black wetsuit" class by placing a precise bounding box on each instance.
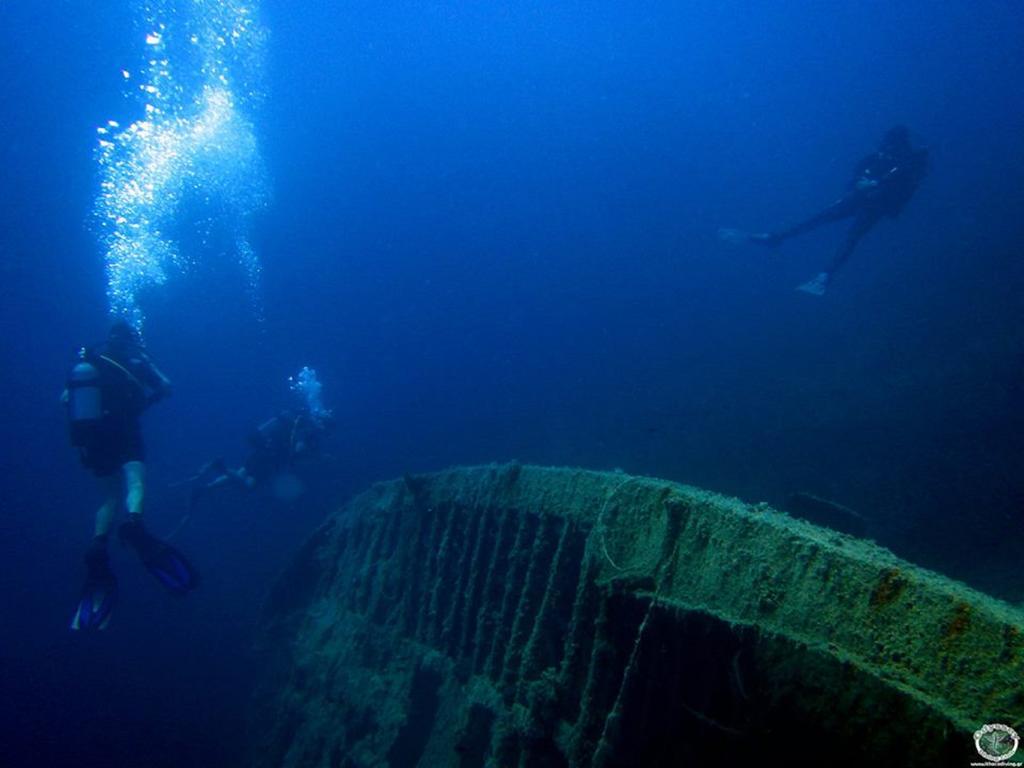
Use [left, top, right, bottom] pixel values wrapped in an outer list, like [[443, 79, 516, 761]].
[[774, 144, 929, 277], [75, 341, 170, 477]]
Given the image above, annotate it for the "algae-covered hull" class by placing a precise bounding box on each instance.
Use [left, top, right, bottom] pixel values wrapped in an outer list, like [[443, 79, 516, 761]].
[[249, 464, 1024, 767]]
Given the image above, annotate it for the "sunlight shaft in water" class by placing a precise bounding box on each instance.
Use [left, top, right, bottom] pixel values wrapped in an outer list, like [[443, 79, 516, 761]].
[[95, 0, 269, 329]]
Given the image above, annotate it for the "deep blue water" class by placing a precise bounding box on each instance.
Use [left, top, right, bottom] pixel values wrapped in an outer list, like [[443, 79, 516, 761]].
[[1, 2, 1022, 766]]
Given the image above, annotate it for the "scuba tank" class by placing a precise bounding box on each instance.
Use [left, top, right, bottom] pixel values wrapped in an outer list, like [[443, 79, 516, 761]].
[[67, 348, 103, 446]]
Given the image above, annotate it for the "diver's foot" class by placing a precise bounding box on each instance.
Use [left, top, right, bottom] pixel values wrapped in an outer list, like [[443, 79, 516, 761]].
[[796, 272, 829, 296], [748, 232, 783, 248]]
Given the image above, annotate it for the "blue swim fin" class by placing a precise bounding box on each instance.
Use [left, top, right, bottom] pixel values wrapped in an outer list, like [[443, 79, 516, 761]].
[[119, 518, 199, 595], [71, 544, 117, 631]]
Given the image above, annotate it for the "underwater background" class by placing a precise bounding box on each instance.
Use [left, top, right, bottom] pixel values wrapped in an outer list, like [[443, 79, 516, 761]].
[[0, 1, 1022, 766]]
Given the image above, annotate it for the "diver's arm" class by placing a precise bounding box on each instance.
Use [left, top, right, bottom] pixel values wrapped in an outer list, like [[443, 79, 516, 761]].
[[849, 152, 903, 194], [140, 355, 173, 404], [854, 151, 907, 190], [848, 154, 878, 189]]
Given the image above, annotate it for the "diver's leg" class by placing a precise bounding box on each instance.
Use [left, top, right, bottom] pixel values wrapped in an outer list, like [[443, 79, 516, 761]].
[[123, 461, 145, 519], [189, 465, 252, 512], [94, 474, 121, 538], [76, 477, 119, 630], [773, 195, 861, 242], [119, 462, 200, 595], [203, 465, 250, 491], [797, 209, 879, 295], [196, 458, 227, 482], [824, 209, 879, 279]]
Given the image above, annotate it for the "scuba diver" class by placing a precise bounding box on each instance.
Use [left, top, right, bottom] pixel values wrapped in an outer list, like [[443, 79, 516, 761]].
[[188, 407, 332, 508], [185, 367, 333, 516], [721, 126, 929, 295], [65, 320, 198, 631]]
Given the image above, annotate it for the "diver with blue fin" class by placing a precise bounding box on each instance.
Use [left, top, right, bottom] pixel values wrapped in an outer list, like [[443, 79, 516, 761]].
[[66, 321, 198, 631], [720, 126, 928, 295]]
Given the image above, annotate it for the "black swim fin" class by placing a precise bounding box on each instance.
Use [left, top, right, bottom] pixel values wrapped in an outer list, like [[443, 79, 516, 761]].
[[71, 543, 117, 631], [120, 518, 199, 595]]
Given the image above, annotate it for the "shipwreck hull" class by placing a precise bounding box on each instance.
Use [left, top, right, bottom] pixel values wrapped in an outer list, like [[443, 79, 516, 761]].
[[249, 464, 1024, 767]]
